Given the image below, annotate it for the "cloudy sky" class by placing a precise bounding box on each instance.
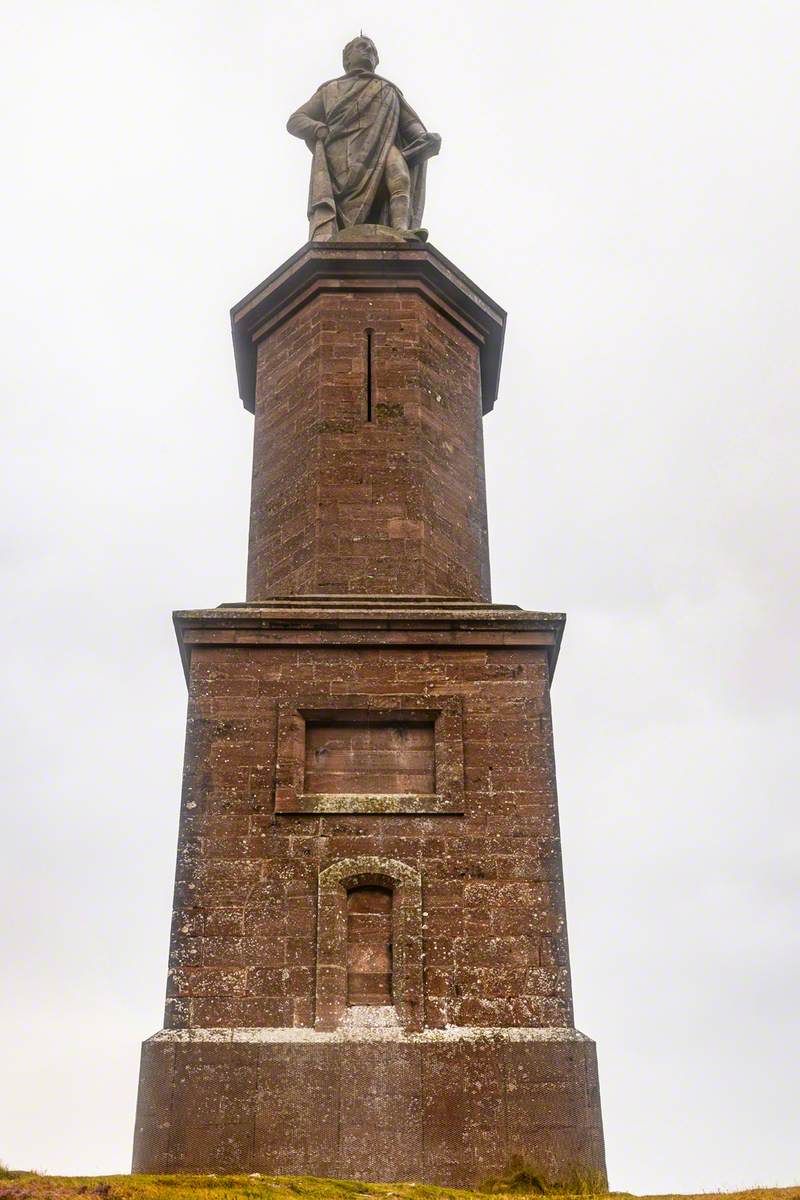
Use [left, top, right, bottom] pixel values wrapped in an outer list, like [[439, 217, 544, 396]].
[[1, 0, 798, 1190]]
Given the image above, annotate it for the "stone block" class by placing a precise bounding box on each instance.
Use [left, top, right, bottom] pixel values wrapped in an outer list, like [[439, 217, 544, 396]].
[[132, 1029, 605, 1186]]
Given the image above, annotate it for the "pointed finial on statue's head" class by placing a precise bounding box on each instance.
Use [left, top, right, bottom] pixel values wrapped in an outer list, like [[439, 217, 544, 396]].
[[343, 33, 378, 74]]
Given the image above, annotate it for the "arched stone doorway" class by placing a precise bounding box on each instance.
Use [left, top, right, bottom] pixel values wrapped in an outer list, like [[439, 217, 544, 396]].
[[315, 856, 423, 1031]]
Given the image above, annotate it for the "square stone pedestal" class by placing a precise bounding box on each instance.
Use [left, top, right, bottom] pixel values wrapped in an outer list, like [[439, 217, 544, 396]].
[[133, 1025, 605, 1187]]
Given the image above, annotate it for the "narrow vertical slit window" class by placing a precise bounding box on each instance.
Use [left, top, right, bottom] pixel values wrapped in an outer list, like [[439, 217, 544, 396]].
[[365, 327, 374, 422]]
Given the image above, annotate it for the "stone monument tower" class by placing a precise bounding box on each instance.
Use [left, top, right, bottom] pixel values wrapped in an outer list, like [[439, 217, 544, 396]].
[[132, 37, 606, 1187]]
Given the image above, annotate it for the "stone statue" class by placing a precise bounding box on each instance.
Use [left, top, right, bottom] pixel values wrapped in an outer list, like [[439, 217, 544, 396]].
[[287, 36, 441, 242]]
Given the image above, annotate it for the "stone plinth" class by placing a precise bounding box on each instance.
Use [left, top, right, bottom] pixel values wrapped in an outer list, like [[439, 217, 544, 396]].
[[133, 1027, 605, 1187]]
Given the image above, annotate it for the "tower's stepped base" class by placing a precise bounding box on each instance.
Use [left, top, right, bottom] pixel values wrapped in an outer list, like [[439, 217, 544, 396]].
[[133, 1027, 605, 1186]]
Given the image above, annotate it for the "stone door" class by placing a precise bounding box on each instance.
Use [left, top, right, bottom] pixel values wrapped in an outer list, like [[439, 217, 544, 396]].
[[346, 885, 393, 1005]]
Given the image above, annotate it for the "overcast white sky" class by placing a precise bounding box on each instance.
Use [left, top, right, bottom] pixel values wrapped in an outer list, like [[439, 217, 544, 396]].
[[1, 0, 798, 1191]]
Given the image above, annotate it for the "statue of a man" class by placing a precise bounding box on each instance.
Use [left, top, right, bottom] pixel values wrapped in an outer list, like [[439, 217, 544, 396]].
[[287, 36, 441, 242]]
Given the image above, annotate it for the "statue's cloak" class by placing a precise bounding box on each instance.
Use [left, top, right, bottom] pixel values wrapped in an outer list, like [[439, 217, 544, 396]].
[[289, 70, 436, 240]]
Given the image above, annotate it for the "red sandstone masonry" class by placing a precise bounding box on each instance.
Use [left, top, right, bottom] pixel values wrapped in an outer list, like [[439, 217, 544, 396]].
[[134, 1033, 605, 1183], [133, 243, 605, 1185], [163, 630, 572, 1032], [247, 292, 490, 600]]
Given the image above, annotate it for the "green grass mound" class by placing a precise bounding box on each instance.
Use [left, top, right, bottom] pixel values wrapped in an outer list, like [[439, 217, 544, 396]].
[[0, 1168, 797, 1200]]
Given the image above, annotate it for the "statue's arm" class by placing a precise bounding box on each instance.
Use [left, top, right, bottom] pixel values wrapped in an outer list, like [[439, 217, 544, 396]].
[[287, 90, 327, 146], [398, 99, 428, 144], [398, 97, 441, 161]]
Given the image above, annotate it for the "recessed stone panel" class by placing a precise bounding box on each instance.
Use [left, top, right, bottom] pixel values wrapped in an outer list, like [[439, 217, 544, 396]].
[[274, 693, 464, 814], [304, 713, 435, 795]]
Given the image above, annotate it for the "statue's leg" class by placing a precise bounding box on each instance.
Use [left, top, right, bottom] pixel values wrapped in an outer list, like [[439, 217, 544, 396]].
[[385, 145, 411, 231]]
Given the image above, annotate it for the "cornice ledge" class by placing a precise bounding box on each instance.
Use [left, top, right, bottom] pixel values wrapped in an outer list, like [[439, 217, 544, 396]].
[[172, 599, 565, 684], [230, 240, 506, 415]]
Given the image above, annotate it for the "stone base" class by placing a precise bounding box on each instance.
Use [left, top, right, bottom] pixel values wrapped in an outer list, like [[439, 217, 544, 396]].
[[328, 223, 428, 243], [132, 1026, 606, 1187]]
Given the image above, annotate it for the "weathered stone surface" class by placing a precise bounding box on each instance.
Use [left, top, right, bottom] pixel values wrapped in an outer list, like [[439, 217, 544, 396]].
[[287, 37, 441, 241], [133, 1028, 605, 1187], [330, 223, 424, 243], [157, 600, 572, 1033], [133, 247, 605, 1184], [230, 241, 506, 416], [246, 278, 492, 599]]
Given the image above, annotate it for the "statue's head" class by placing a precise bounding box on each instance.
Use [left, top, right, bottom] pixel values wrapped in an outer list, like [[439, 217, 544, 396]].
[[343, 35, 378, 74]]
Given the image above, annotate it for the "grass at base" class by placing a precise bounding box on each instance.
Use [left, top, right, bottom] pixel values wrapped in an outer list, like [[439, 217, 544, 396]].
[[0, 1171, 798, 1200]]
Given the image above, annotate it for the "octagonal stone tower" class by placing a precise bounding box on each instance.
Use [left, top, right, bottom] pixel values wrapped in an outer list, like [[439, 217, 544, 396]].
[[132, 237, 606, 1187], [237, 241, 501, 600]]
